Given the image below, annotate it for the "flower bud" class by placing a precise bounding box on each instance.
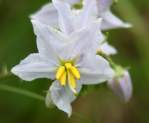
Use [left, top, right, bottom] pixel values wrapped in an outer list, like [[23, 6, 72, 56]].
[[108, 70, 132, 102]]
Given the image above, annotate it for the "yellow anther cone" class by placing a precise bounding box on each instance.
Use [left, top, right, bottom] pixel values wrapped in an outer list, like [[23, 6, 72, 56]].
[[59, 71, 67, 86], [55, 62, 80, 94], [65, 63, 72, 69], [70, 66, 80, 80], [56, 66, 65, 80], [68, 71, 77, 93]]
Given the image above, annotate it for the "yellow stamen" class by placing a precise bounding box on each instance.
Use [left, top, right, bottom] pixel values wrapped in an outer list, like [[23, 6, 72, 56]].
[[70, 66, 80, 80], [59, 71, 67, 86], [65, 63, 72, 69], [56, 66, 65, 80], [68, 71, 77, 94], [55, 62, 80, 94]]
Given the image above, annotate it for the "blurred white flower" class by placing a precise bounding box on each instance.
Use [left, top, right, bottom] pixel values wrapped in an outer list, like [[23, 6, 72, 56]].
[[11, 20, 114, 116], [30, 0, 130, 57], [31, 0, 131, 31], [31, 0, 105, 41], [30, 0, 80, 26], [108, 69, 132, 102], [95, 0, 132, 30], [31, 0, 117, 56]]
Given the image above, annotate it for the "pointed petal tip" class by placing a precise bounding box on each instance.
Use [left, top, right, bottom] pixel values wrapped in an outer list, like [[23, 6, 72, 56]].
[[124, 95, 132, 103], [67, 110, 72, 118], [50, 81, 75, 117], [45, 90, 54, 108], [119, 88, 132, 102], [123, 23, 132, 28], [99, 42, 118, 56], [11, 66, 25, 81], [115, 22, 132, 29], [10, 66, 30, 81], [30, 19, 38, 29], [31, 19, 37, 25], [11, 66, 18, 76], [31, 19, 44, 26]]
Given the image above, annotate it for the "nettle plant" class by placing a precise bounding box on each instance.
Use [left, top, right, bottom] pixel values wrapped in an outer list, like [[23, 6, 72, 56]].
[[11, 0, 132, 116]]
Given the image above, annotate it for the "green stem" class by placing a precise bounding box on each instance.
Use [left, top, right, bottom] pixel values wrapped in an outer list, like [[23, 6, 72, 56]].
[[0, 84, 45, 101], [97, 51, 117, 69], [0, 84, 93, 122]]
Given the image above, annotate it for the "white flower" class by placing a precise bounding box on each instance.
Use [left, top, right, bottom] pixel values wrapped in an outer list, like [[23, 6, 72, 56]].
[[30, 0, 101, 38], [11, 20, 114, 116], [95, 0, 132, 30], [108, 70, 132, 102], [31, 0, 117, 56], [30, 0, 125, 56], [31, 0, 131, 31]]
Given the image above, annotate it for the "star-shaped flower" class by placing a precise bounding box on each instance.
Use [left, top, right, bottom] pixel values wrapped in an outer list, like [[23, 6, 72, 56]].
[[11, 20, 114, 116]]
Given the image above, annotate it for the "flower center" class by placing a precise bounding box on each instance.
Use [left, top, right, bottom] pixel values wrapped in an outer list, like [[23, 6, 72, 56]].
[[56, 62, 80, 93]]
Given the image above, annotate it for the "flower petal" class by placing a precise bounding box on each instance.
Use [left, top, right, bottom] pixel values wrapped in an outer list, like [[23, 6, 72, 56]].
[[50, 81, 82, 116], [65, 0, 80, 5], [78, 0, 96, 28], [30, 3, 58, 27], [31, 20, 69, 63], [11, 53, 56, 81], [78, 53, 114, 84], [99, 42, 117, 55], [108, 70, 133, 102], [53, 0, 75, 35], [101, 10, 132, 30], [45, 90, 54, 108], [30, 1, 80, 28], [59, 19, 102, 59], [96, 0, 113, 13]]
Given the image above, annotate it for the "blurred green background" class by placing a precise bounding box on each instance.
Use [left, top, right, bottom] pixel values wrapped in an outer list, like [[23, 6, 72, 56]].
[[0, 0, 149, 123]]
